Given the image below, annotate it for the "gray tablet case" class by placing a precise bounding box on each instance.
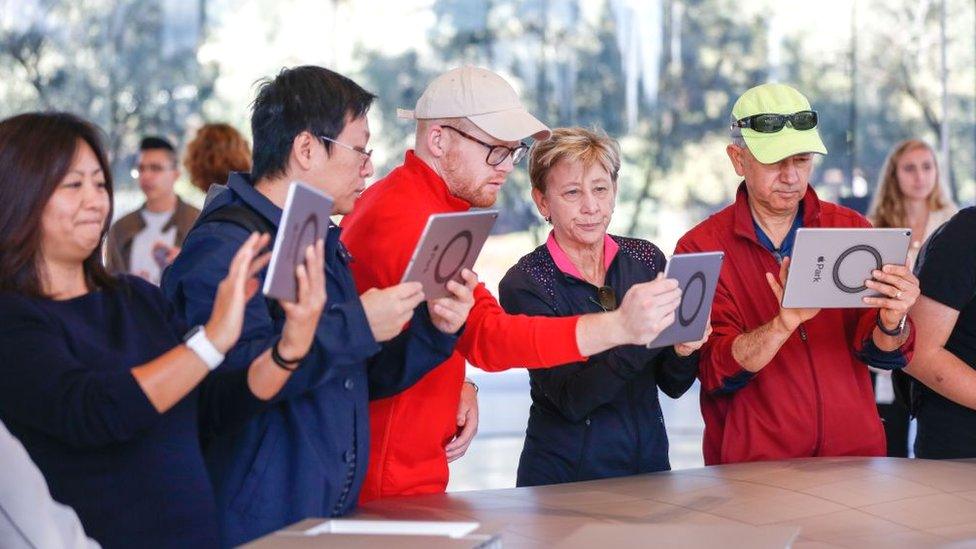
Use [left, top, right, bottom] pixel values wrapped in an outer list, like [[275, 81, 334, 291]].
[[649, 251, 725, 349], [781, 228, 911, 309], [262, 181, 334, 302], [401, 210, 499, 301]]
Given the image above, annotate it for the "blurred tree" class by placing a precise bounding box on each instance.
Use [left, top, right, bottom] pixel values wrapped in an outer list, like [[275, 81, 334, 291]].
[[0, 0, 216, 187]]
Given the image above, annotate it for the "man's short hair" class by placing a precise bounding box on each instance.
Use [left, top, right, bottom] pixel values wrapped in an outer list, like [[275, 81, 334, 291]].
[[139, 136, 177, 165], [250, 65, 377, 183]]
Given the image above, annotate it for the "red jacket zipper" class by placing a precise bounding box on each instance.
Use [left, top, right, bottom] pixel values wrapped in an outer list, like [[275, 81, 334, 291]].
[[797, 324, 824, 455]]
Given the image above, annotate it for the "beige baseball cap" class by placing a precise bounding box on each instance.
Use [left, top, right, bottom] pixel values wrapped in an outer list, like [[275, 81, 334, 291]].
[[397, 66, 552, 142]]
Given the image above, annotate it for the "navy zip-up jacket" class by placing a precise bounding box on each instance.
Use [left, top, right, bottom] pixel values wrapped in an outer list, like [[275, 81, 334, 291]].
[[498, 235, 698, 487], [161, 173, 457, 547]]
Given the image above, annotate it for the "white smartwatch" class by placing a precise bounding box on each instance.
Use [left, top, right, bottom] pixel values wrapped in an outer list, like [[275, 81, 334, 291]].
[[183, 325, 225, 371]]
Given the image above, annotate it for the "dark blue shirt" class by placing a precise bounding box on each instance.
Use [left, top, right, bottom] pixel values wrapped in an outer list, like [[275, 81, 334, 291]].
[[498, 236, 698, 487], [0, 276, 259, 548], [752, 202, 804, 262], [161, 173, 457, 547]]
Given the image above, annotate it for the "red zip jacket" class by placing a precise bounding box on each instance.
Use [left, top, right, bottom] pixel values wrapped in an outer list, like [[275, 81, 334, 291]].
[[340, 151, 586, 501], [675, 183, 914, 465]]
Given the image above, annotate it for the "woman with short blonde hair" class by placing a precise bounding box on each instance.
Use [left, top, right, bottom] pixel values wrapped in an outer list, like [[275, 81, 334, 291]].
[[499, 126, 705, 487], [529, 127, 621, 194]]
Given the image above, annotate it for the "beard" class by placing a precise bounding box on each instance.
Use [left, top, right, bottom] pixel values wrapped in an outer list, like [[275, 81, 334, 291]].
[[441, 149, 502, 208]]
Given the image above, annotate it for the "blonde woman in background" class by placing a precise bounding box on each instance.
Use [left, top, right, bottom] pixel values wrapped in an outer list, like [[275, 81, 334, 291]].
[[867, 138, 957, 458], [869, 139, 957, 262]]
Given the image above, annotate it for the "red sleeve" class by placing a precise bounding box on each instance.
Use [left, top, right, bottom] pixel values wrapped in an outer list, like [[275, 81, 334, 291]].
[[456, 284, 584, 372], [676, 234, 755, 394], [343, 196, 584, 370]]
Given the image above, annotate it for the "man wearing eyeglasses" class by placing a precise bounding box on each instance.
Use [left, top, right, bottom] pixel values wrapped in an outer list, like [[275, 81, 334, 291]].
[[341, 66, 689, 502], [105, 136, 199, 284], [675, 83, 919, 465], [162, 66, 476, 546]]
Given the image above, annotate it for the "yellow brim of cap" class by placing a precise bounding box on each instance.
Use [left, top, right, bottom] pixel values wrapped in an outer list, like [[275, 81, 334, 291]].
[[742, 126, 827, 164]]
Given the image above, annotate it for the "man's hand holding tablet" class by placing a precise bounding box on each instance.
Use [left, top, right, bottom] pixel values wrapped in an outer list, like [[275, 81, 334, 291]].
[[428, 268, 479, 335], [863, 261, 920, 345], [766, 256, 822, 332]]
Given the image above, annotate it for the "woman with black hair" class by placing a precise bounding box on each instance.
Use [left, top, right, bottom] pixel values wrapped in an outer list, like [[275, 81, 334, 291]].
[[0, 112, 326, 548]]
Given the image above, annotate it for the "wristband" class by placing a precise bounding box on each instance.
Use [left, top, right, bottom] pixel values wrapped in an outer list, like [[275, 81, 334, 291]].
[[271, 339, 304, 371], [463, 378, 479, 393], [183, 326, 224, 371], [876, 311, 907, 337]]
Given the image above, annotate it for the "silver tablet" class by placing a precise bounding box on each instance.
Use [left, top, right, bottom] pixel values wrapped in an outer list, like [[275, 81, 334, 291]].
[[401, 210, 498, 301], [781, 228, 911, 309], [649, 251, 725, 349], [262, 181, 333, 302]]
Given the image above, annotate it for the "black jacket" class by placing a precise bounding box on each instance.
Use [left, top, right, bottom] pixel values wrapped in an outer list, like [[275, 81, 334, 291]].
[[499, 235, 698, 487]]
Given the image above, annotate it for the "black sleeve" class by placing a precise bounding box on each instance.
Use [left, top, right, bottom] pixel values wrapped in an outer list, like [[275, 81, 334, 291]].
[[652, 346, 699, 399], [498, 267, 663, 423], [918, 209, 976, 311], [0, 298, 160, 449]]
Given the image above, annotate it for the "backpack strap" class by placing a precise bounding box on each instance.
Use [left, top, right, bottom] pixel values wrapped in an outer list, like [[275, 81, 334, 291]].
[[195, 204, 276, 235], [196, 204, 285, 320]]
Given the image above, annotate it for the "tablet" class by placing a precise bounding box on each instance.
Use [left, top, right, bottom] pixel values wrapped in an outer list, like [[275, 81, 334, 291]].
[[262, 181, 334, 302], [401, 210, 499, 300], [649, 251, 725, 349], [781, 228, 911, 309]]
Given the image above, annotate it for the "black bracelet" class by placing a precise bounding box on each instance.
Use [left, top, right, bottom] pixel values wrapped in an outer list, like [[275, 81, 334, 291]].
[[876, 311, 906, 337], [271, 340, 304, 371]]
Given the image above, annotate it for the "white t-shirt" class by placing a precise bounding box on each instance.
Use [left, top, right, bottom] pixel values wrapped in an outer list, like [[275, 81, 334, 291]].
[[128, 209, 177, 285]]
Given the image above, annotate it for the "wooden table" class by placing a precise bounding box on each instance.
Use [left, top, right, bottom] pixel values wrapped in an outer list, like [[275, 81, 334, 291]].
[[350, 457, 976, 548]]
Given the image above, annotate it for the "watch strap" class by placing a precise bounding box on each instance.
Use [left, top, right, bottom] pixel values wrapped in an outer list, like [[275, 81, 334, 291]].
[[185, 326, 224, 370]]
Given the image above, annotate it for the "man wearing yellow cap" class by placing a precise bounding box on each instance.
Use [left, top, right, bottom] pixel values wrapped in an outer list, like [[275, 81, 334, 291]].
[[341, 66, 685, 500], [676, 83, 920, 464]]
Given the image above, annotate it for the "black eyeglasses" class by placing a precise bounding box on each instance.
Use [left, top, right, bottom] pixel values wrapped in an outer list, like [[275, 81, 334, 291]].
[[731, 110, 818, 134], [440, 125, 529, 166], [589, 285, 617, 312], [318, 135, 373, 169]]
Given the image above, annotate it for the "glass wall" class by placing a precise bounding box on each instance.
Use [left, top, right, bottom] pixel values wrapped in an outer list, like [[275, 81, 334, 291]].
[[3, 0, 973, 490]]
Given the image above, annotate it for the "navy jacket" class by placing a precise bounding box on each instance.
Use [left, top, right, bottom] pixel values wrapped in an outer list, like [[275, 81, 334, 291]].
[[161, 173, 457, 547], [0, 276, 264, 548], [498, 236, 698, 487]]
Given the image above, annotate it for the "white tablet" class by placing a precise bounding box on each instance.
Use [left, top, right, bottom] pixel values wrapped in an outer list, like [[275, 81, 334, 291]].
[[649, 251, 725, 349], [781, 228, 911, 309], [401, 210, 498, 300], [262, 181, 333, 302]]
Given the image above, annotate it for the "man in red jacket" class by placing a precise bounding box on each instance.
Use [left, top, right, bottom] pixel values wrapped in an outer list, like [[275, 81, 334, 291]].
[[341, 66, 684, 501], [676, 83, 920, 465]]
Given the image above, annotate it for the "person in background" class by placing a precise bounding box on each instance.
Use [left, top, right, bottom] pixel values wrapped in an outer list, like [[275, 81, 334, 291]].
[[183, 123, 252, 202], [0, 112, 326, 547], [105, 136, 200, 283], [867, 139, 957, 457], [499, 127, 703, 487]]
